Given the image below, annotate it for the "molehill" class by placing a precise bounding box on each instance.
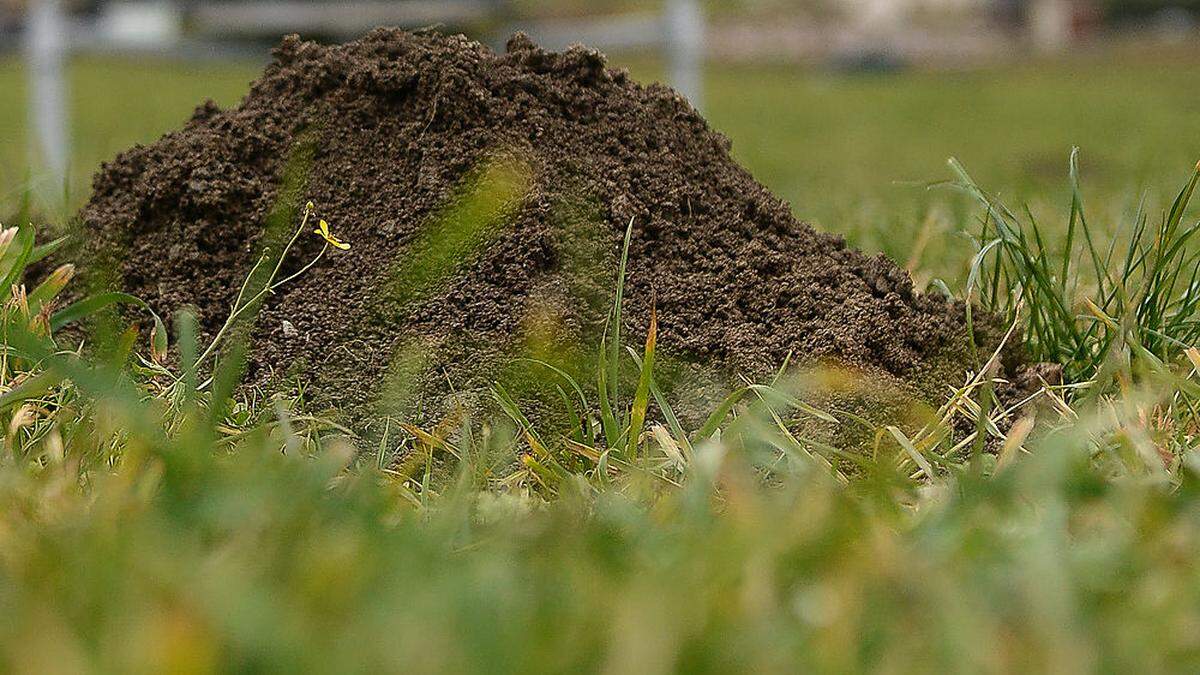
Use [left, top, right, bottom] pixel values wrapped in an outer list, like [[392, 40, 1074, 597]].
[[79, 29, 999, 427]]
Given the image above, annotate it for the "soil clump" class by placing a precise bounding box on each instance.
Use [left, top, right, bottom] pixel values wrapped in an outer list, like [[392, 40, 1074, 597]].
[[78, 29, 1001, 431]]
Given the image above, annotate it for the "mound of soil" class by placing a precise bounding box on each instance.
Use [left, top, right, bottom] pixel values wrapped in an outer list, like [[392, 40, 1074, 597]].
[[79, 29, 994, 427]]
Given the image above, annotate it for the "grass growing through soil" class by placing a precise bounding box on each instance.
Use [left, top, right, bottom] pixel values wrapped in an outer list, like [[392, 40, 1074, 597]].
[[0, 150, 1199, 671]]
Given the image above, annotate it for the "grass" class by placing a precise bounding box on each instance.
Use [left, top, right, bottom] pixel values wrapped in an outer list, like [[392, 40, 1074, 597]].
[[2, 46, 1200, 671], [705, 48, 1200, 265], [0, 156, 1197, 671], [0, 188, 1199, 672]]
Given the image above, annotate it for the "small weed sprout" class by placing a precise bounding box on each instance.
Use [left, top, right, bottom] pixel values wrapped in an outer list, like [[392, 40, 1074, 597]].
[[190, 201, 350, 374], [132, 201, 350, 431]]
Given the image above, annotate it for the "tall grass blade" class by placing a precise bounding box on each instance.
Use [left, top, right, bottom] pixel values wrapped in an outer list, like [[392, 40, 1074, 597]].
[[626, 306, 657, 458]]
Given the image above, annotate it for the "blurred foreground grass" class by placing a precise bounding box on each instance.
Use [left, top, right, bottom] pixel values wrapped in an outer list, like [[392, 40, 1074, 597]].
[[6, 406, 1200, 672]]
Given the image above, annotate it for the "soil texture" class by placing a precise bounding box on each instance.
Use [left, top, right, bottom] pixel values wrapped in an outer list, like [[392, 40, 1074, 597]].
[[78, 29, 998, 428]]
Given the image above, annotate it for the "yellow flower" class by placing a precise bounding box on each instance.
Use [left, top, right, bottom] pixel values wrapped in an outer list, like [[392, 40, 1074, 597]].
[[314, 219, 350, 250]]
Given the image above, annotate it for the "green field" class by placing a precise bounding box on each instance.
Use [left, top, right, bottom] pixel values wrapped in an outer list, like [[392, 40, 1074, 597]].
[[2, 48, 1200, 672]]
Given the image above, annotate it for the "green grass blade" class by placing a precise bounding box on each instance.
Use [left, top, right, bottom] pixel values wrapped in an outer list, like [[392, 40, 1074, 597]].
[[694, 387, 750, 442], [626, 308, 656, 458], [607, 217, 635, 415], [28, 235, 69, 266]]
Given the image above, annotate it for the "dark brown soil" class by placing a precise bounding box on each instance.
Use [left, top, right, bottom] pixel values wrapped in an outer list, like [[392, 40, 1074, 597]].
[[78, 29, 994, 429]]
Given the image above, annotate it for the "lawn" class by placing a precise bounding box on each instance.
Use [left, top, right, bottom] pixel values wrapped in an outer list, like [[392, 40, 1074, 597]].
[[1, 45, 1200, 672]]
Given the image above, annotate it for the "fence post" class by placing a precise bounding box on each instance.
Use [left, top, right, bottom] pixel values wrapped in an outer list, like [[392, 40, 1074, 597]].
[[1030, 0, 1072, 52], [664, 0, 704, 111], [25, 0, 70, 205]]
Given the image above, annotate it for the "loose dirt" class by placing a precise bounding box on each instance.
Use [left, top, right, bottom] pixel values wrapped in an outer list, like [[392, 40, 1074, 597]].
[[78, 29, 1002, 431]]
